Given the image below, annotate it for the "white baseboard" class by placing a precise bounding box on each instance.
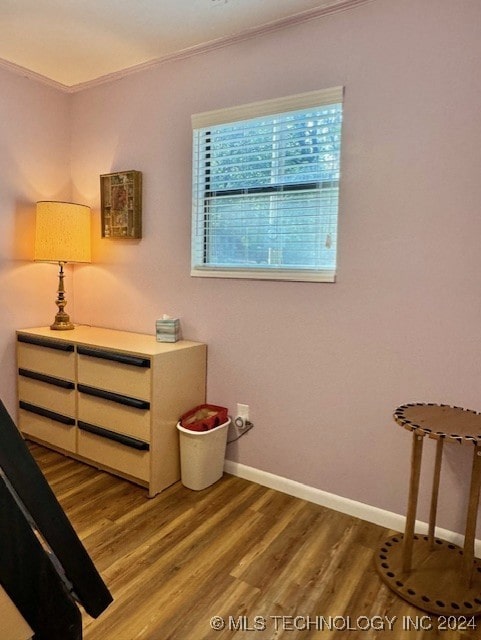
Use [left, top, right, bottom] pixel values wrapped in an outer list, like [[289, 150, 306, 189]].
[[224, 459, 481, 556]]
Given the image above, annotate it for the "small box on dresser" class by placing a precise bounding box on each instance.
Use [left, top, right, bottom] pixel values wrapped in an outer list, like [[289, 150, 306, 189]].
[[16, 326, 207, 497]]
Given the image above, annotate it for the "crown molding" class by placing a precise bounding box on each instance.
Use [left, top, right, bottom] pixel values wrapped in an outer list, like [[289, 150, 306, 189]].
[[0, 57, 68, 92], [0, 0, 374, 94]]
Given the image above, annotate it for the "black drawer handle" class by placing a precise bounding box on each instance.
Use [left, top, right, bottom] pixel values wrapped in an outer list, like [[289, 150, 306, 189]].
[[77, 346, 150, 369], [19, 368, 75, 390], [77, 384, 150, 410], [19, 401, 75, 426], [78, 421, 150, 451], [18, 334, 74, 352]]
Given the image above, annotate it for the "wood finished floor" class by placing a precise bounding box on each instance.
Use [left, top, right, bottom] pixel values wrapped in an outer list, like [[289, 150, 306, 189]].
[[30, 442, 479, 640]]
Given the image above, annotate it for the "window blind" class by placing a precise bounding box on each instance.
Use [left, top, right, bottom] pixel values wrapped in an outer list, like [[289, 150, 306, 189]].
[[191, 87, 344, 282]]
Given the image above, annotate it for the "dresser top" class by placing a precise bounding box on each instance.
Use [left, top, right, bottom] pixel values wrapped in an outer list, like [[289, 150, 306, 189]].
[[17, 326, 204, 357]]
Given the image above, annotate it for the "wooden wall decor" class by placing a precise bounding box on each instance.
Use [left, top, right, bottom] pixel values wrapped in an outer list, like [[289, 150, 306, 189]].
[[100, 170, 142, 239]]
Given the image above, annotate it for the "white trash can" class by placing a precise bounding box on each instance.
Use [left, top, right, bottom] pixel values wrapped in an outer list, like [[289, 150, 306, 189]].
[[177, 419, 230, 490]]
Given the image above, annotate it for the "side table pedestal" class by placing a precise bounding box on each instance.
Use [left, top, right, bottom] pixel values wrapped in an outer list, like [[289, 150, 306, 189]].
[[375, 404, 481, 616]]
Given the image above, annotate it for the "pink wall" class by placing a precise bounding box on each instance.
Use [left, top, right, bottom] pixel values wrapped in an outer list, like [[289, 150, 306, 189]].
[[2, 0, 481, 536], [0, 68, 71, 414], [70, 0, 481, 534]]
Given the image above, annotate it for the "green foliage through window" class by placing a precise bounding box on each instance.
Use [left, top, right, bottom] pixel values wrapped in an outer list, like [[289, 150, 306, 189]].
[[192, 92, 343, 281]]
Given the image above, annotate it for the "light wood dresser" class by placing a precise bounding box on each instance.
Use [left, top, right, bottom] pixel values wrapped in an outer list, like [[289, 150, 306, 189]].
[[17, 326, 206, 497]]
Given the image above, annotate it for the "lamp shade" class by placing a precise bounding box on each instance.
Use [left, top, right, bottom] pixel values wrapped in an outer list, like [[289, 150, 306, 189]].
[[35, 201, 91, 263]]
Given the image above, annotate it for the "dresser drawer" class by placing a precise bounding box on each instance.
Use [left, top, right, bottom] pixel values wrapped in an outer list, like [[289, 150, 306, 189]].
[[17, 341, 75, 381], [77, 348, 151, 401], [78, 392, 151, 442], [19, 408, 76, 453], [18, 375, 75, 418], [77, 429, 149, 482]]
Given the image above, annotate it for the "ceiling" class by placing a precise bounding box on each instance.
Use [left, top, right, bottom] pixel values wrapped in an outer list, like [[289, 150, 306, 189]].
[[0, 0, 367, 89]]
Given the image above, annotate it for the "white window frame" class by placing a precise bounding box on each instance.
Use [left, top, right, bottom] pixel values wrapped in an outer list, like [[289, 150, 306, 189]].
[[191, 87, 344, 282]]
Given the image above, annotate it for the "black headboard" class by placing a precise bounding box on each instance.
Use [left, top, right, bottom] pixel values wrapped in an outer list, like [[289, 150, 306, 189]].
[[0, 400, 112, 639]]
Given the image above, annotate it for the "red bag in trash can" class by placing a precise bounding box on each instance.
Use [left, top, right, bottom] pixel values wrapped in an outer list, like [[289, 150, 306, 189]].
[[179, 404, 228, 432]]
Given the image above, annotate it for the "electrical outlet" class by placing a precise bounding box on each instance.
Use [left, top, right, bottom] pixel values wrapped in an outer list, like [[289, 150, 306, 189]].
[[229, 404, 254, 442], [237, 403, 249, 421]]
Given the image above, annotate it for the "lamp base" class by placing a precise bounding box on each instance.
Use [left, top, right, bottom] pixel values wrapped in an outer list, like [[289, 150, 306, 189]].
[[50, 262, 75, 331], [50, 315, 74, 331]]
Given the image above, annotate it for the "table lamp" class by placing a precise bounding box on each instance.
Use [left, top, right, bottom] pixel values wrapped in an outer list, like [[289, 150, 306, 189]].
[[34, 201, 91, 330]]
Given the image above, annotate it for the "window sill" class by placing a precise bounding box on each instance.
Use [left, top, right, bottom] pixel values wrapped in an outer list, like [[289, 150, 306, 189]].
[[190, 267, 336, 283]]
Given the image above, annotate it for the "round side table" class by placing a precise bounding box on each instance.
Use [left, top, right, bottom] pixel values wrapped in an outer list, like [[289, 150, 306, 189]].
[[375, 403, 481, 616]]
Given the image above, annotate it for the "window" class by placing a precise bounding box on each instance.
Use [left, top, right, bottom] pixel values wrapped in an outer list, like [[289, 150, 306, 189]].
[[191, 87, 344, 282]]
